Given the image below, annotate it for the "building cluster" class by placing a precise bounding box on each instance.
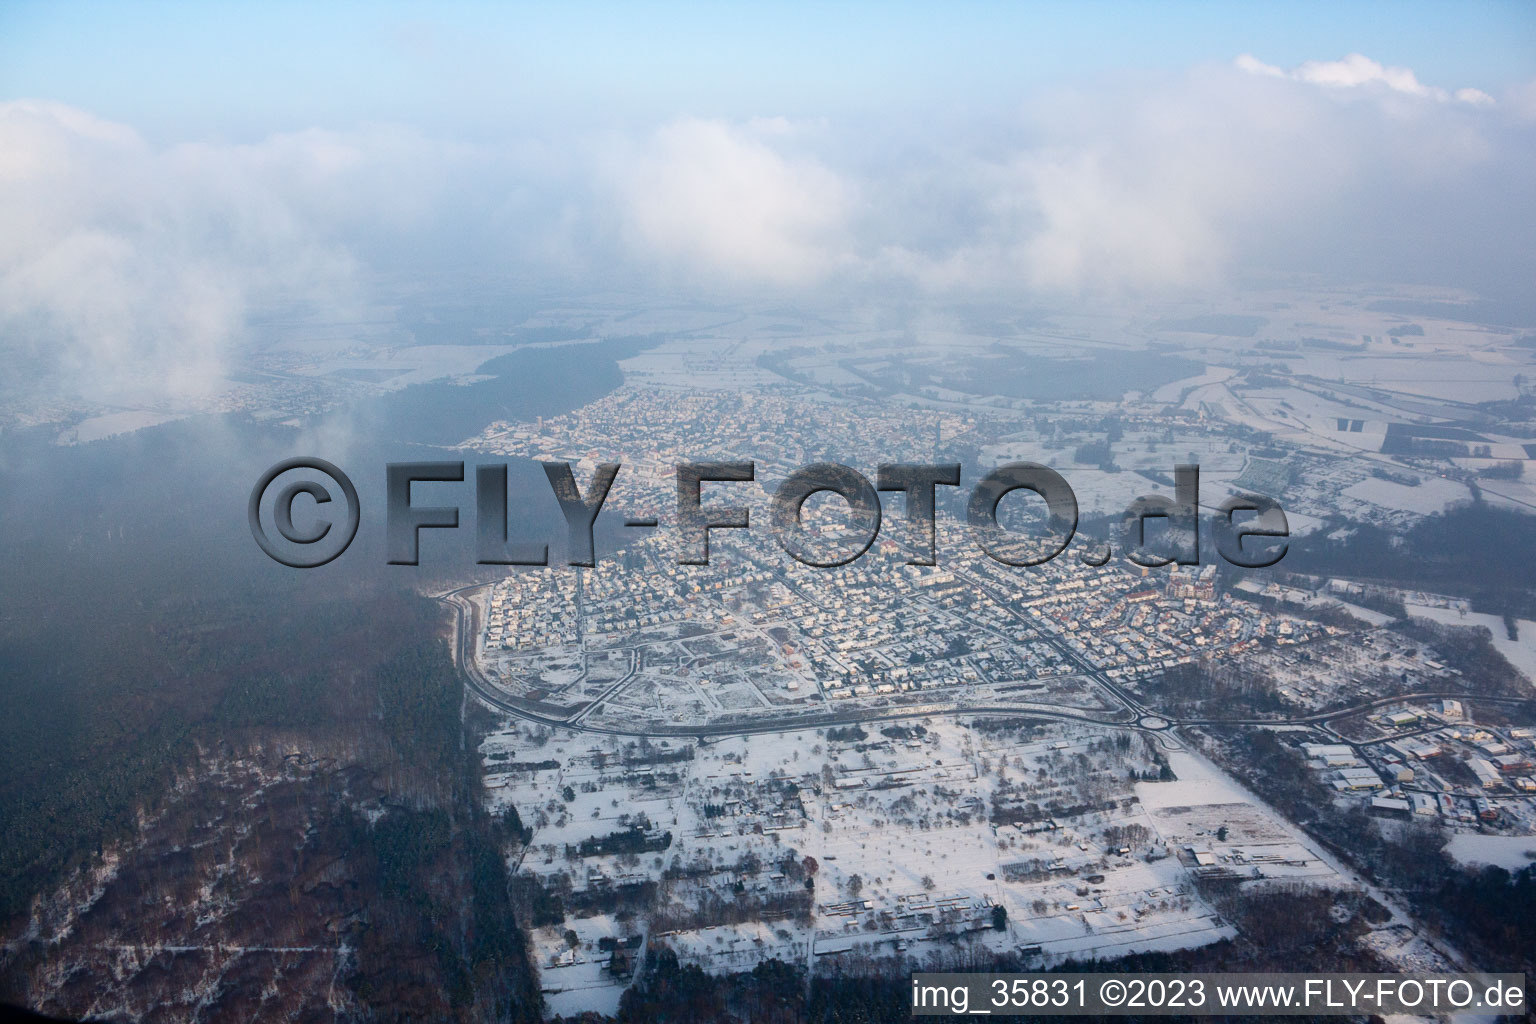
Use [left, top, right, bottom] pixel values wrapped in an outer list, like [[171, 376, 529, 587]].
[[1302, 701, 1536, 830]]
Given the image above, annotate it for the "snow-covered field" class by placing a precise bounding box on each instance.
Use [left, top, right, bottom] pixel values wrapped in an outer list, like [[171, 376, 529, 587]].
[[1407, 604, 1536, 682], [1444, 833, 1536, 871], [60, 409, 185, 444], [480, 712, 1353, 1014], [1342, 476, 1470, 517]]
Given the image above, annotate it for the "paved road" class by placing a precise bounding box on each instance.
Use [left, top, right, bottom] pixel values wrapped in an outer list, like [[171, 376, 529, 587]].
[[443, 583, 1163, 740], [441, 583, 1534, 744]]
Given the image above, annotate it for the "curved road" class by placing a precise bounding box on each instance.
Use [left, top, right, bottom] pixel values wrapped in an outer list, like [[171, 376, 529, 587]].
[[440, 584, 1533, 746]]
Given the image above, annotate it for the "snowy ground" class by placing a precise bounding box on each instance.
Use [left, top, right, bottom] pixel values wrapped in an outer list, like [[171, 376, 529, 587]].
[[1444, 834, 1536, 871], [1407, 604, 1536, 682], [480, 711, 1362, 1014]]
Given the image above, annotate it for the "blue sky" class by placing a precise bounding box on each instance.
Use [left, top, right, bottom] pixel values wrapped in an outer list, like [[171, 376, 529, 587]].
[[3, 1, 1535, 138]]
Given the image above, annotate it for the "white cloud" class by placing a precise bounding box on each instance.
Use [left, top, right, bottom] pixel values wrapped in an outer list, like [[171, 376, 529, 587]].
[[1237, 52, 1496, 105], [0, 101, 377, 403], [4, 52, 1532, 407], [601, 118, 852, 287], [1296, 53, 1438, 96], [864, 56, 1529, 298], [1454, 87, 1498, 108], [1233, 54, 1285, 79]]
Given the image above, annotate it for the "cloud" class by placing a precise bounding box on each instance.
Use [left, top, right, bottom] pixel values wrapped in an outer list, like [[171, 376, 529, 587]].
[[872, 55, 1530, 298], [1237, 52, 1496, 105], [3, 51, 1532, 410], [600, 118, 852, 287], [0, 101, 380, 404]]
